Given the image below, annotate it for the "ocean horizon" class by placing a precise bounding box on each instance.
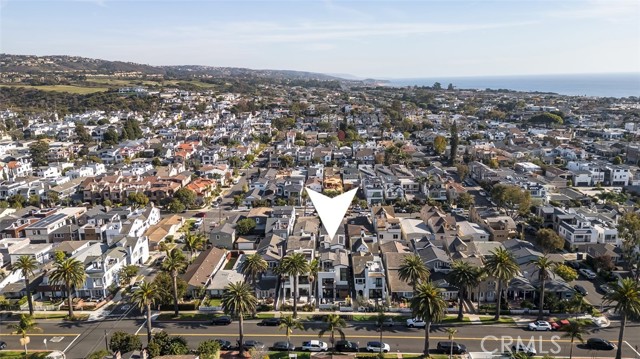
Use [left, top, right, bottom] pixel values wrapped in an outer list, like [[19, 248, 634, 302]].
[[385, 73, 640, 98]]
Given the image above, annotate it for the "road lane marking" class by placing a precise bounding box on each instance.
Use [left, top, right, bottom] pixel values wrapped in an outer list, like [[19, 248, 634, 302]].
[[139, 333, 618, 343], [63, 334, 81, 354], [4, 334, 81, 336], [625, 341, 640, 358]]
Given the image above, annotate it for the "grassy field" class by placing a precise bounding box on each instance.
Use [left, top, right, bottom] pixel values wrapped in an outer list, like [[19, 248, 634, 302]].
[[0, 352, 51, 359], [8, 313, 89, 320], [0, 84, 109, 94]]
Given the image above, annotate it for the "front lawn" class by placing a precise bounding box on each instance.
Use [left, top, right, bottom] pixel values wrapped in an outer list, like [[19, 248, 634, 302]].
[[0, 352, 51, 359], [156, 313, 211, 321]]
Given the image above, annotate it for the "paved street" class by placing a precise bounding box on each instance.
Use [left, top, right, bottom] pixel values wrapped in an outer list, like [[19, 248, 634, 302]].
[[2, 317, 639, 358]]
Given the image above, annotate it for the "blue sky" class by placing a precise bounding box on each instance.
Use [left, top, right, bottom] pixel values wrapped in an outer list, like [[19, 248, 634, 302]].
[[1, 0, 639, 78]]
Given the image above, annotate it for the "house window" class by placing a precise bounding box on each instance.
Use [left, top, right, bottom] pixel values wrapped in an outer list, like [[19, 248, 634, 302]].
[[393, 234, 399, 239], [375, 278, 383, 287], [355, 278, 365, 285], [340, 268, 348, 282]]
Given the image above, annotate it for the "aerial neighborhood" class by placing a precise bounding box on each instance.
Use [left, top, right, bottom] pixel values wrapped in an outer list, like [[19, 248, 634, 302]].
[[0, 54, 639, 358]]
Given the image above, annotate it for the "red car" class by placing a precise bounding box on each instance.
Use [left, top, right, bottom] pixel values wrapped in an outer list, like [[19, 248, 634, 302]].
[[550, 319, 570, 330], [194, 212, 206, 218]]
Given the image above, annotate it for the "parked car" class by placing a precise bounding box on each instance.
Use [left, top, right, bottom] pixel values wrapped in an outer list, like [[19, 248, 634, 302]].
[[512, 344, 537, 356], [586, 338, 615, 350], [550, 319, 570, 331], [574, 284, 588, 296], [366, 341, 391, 353], [579, 268, 597, 279], [406, 318, 426, 328], [243, 340, 265, 351], [383, 317, 396, 327], [0, 341, 6, 349], [599, 284, 615, 294], [437, 341, 467, 354], [211, 316, 232, 325], [272, 341, 295, 351], [194, 212, 207, 218], [528, 320, 553, 331], [258, 318, 282, 326], [214, 339, 232, 350], [335, 340, 359, 352], [302, 340, 328, 352]]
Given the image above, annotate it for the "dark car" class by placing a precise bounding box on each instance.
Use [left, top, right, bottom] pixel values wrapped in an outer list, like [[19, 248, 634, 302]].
[[574, 284, 588, 296], [258, 318, 282, 326], [0, 341, 6, 349], [335, 340, 359, 352], [214, 339, 232, 350], [211, 316, 232, 325], [243, 340, 265, 350], [437, 341, 467, 354], [272, 341, 295, 351], [587, 338, 615, 350], [194, 212, 207, 218]]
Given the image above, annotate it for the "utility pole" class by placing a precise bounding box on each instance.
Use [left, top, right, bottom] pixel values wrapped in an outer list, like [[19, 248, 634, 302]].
[[104, 330, 109, 352]]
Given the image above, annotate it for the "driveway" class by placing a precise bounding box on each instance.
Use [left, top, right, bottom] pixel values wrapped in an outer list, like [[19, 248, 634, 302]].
[[570, 277, 609, 311]]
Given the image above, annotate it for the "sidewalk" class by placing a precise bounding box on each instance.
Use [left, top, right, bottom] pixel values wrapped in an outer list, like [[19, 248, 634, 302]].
[[88, 290, 124, 321]]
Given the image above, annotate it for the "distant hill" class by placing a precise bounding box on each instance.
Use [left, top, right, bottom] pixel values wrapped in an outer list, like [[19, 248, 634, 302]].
[[0, 54, 360, 82]]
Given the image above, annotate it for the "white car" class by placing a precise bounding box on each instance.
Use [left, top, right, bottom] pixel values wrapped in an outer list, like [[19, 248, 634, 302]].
[[512, 344, 537, 356], [528, 320, 552, 331], [366, 341, 391, 353], [579, 268, 597, 279], [406, 318, 426, 328], [301, 340, 328, 352]]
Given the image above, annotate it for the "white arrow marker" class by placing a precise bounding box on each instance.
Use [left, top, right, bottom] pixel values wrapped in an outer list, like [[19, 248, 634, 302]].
[[305, 187, 358, 241]]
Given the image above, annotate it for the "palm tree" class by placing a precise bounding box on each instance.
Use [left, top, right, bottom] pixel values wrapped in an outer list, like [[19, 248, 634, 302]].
[[308, 258, 319, 308], [131, 281, 158, 344], [183, 232, 205, 259], [221, 281, 257, 357], [604, 278, 640, 359], [240, 253, 268, 294], [561, 321, 587, 359], [278, 252, 309, 318], [531, 256, 556, 320], [12, 255, 38, 315], [484, 248, 519, 320], [448, 260, 483, 321], [162, 248, 187, 317], [279, 314, 304, 348], [50, 257, 86, 318], [318, 314, 346, 353], [375, 310, 387, 358], [410, 281, 447, 356], [9, 314, 40, 355], [398, 254, 430, 290], [445, 328, 458, 359]]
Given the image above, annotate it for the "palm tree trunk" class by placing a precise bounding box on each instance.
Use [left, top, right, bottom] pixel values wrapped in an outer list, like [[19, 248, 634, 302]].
[[424, 322, 431, 356], [25, 278, 34, 316], [569, 337, 574, 359], [67, 280, 74, 318], [379, 325, 384, 358], [293, 275, 298, 318], [457, 287, 465, 321], [172, 272, 179, 317], [615, 315, 626, 359], [239, 315, 245, 356], [146, 303, 153, 344], [538, 277, 546, 320], [450, 336, 454, 359], [494, 281, 502, 321]]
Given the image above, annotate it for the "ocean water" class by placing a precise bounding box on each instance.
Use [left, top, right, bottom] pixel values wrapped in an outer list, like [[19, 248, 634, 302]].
[[386, 73, 640, 98]]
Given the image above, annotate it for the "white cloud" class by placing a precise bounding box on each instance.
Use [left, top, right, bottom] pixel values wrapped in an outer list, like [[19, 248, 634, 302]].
[[548, 0, 639, 21]]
